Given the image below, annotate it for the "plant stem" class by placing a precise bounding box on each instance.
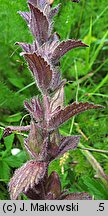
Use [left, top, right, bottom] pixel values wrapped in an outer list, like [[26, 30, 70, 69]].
[[78, 146, 108, 155], [79, 142, 108, 188]]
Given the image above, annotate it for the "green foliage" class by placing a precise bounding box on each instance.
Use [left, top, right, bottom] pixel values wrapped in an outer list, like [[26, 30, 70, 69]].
[[0, 0, 108, 199], [77, 176, 108, 200], [0, 81, 24, 112], [0, 130, 28, 199]]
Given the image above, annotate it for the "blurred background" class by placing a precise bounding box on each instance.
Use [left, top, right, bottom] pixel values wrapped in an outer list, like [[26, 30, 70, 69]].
[[0, 0, 108, 199]]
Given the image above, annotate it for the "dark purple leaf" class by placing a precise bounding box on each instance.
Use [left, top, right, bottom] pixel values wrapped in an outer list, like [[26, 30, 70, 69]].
[[24, 101, 33, 113], [49, 3, 61, 19], [16, 41, 37, 53], [49, 102, 104, 129], [24, 121, 43, 158], [51, 39, 88, 64], [51, 72, 61, 91], [49, 32, 60, 45], [28, 0, 50, 22], [46, 171, 61, 199], [43, 95, 51, 123], [38, 32, 60, 62], [24, 181, 46, 199], [24, 53, 53, 92], [50, 83, 64, 113], [38, 137, 49, 161], [42, 32, 60, 58], [3, 126, 30, 137], [46, 129, 60, 161], [29, 3, 51, 45], [63, 192, 92, 200], [28, 0, 49, 11], [9, 160, 48, 200], [38, 0, 48, 9], [57, 135, 81, 157], [41, 1, 50, 17], [31, 97, 43, 119], [50, 129, 60, 146], [28, 0, 38, 7], [24, 186, 42, 200], [18, 11, 30, 24], [24, 96, 43, 121]]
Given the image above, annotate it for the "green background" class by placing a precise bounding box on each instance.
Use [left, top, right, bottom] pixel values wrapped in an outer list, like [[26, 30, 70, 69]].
[[0, 0, 108, 199]]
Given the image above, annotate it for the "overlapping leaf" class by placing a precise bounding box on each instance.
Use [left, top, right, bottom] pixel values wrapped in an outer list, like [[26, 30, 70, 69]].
[[46, 171, 61, 199], [28, 0, 49, 12], [16, 41, 37, 53], [46, 130, 60, 161], [24, 96, 43, 121], [49, 102, 104, 129], [51, 39, 88, 64], [24, 181, 45, 199], [39, 32, 60, 60], [18, 11, 30, 24], [50, 83, 64, 113], [24, 53, 53, 92], [28, 0, 60, 19], [9, 161, 47, 199], [24, 121, 43, 158], [57, 135, 81, 157], [49, 3, 61, 19], [29, 3, 51, 45], [47, 135, 80, 160], [28, 0, 38, 7], [50, 71, 62, 91]]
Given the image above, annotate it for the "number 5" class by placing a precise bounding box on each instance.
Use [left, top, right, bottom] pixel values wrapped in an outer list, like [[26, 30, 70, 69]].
[[99, 203, 104, 211]]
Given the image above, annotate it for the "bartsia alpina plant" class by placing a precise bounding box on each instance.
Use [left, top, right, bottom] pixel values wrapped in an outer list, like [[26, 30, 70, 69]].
[[4, 0, 104, 200]]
